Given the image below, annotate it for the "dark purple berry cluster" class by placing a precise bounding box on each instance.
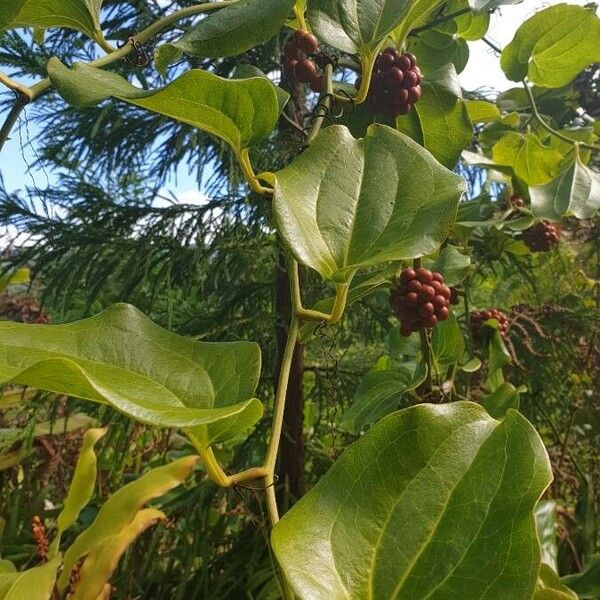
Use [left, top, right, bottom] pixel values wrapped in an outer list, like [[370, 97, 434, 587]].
[[357, 48, 422, 117], [282, 30, 324, 93], [390, 268, 452, 336], [522, 221, 560, 252], [471, 309, 509, 339]]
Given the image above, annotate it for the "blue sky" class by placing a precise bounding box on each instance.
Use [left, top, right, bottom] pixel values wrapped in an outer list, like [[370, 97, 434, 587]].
[[0, 0, 588, 203]]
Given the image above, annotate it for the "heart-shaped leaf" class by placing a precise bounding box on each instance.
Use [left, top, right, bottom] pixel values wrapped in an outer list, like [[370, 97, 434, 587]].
[[407, 25, 469, 75], [492, 132, 563, 186], [530, 158, 600, 221], [501, 4, 600, 87], [274, 124, 466, 284], [340, 366, 424, 433], [306, 0, 446, 53], [396, 64, 473, 169], [47, 58, 281, 154], [155, 0, 295, 73], [0, 0, 103, 39], [272, 401, 552, 600], [58, 455, 199, 590], [0, 303, 263, 448]]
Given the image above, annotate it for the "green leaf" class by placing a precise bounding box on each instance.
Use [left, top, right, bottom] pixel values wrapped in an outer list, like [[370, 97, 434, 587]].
[[47, 58, 281, 154], [501, 4, 600, 87], [562, 555, 600, 599], [0, 0, 103, 39], [480, 382, 520, 419], [407, 26, 469, 75], [0, 303, 263, 448], [0, 268, 29, 295], [492, 132, 563, 186], [274, 124, 466, 284], [272, 401, 552, 600], [155, 0, 295, 73], [431, 313, 465, 366], [0, 557, 60, 600], [431, 245, 471, 286], [70, 508, 165, 600], [49, 427, 107, 558], [340, 366, 424, 433], [396, 64, 472, 169], [465, 100, 501, 123], [535, 565, 578, 600], [535, 499, 558, 571], [305, 0, 446, 53], [530, 158, 600, 221], [58, 455, 198, 591], [486, 329, 511, 390]]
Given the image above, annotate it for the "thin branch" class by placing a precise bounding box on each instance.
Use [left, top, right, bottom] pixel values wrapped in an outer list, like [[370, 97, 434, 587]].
[[411, 7, 473, 35], [0, 93, 30, 153]]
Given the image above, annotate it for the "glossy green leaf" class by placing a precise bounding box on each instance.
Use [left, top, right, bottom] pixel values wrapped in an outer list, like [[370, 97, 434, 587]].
[[481, 382, 520, 419], [431, 245, 471, 286], [530, 158, 600, 221], [535, 565, 578, 600], [71, 508, 165, 600], [492, 132, 563, 186], [47, 58, 280, 153], [535, 499, 558, 571], [58, 455, 198, 591], [0, 0, 102, 39], [0, 303, 263, 448], [305, 0, 445, 53], [340, 366, 424, 433], [431, 313, 465, 366], [156, 0, 295, 73], [0, 562, 15, 575], [407, 26, 469, 75], [272, 401, 552, 600], [49, 427, 107, 558], [465, 100, 501, 123], [274, 124, 466, 284], [0, 268, 29, 295], [562, 555, 600, 598], [501, 4, 600, 87], [396, 64, 472, 169], [0, 557, 60, 600]]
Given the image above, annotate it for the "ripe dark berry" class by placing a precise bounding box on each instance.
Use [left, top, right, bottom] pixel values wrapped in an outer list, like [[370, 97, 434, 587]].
[[294, 58, 317, 83], [281, 31, 323, 88], [294, 30, 319, 54], [522, 221, 560, 252], [365, 48, 423, 117], [390, 268, 452, 334], [284, 42, 302, 60], [471, 309, 510, 340]]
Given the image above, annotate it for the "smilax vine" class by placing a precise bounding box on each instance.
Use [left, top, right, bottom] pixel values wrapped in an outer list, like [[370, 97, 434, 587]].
[[1, 0, 600, 598]]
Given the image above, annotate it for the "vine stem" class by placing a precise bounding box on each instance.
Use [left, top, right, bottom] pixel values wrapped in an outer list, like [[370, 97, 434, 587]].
[[0, 0, 237, 152], [414, 258, 433, 391], [522, 82, 600, 152], [0, 93, 30, 153]]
